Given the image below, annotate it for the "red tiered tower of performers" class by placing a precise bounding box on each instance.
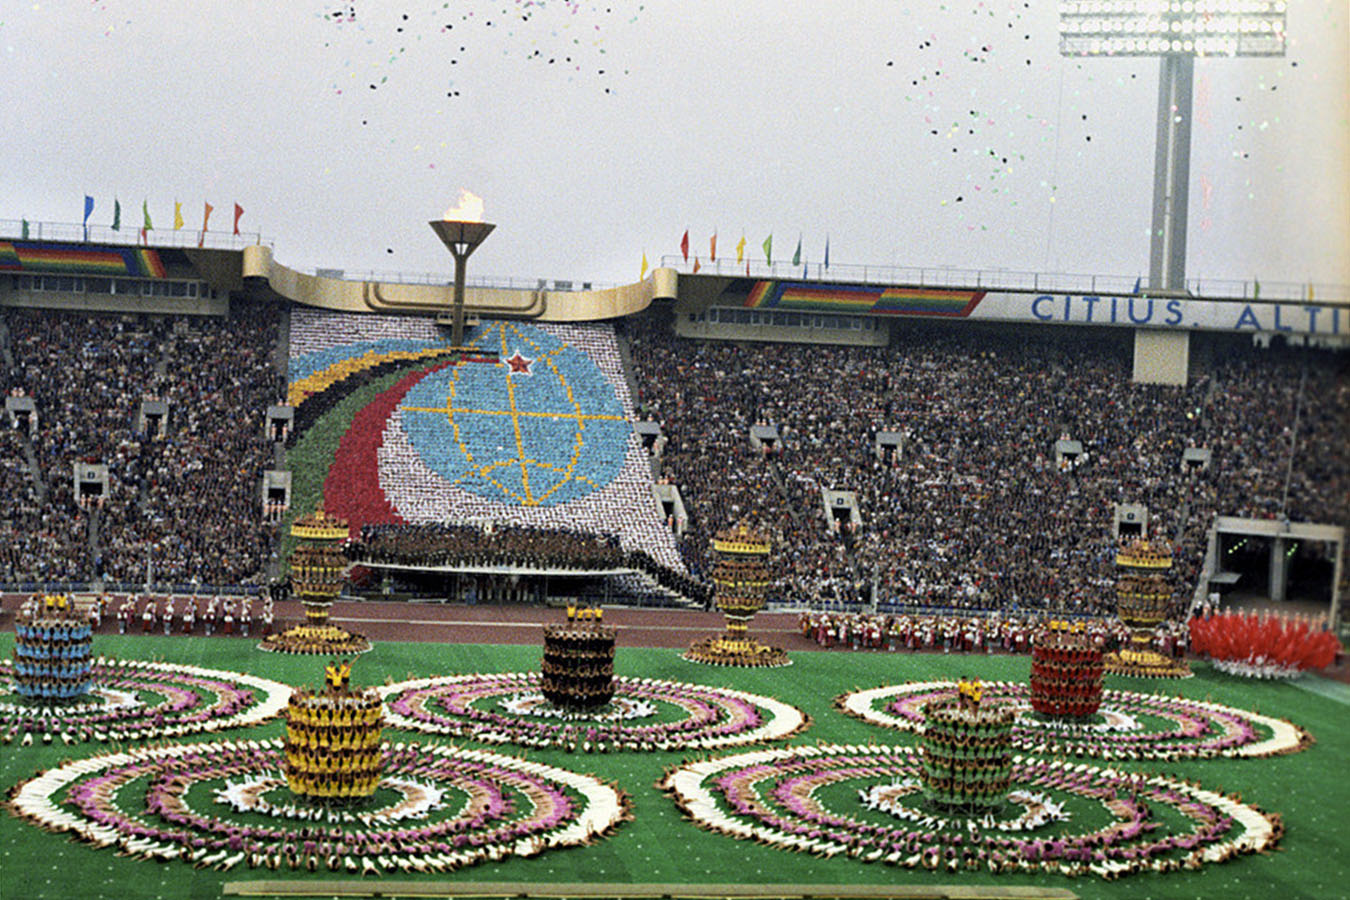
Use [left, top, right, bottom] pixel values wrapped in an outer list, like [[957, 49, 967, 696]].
[[1029, 621, 1104, 719]]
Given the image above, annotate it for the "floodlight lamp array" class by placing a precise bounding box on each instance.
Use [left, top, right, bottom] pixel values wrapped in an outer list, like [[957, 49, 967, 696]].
[[1060, 1, 1287, 57]]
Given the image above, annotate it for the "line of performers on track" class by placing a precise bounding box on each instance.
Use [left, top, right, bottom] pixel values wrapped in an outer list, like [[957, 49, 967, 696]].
[[799, 610, 1190, 659]]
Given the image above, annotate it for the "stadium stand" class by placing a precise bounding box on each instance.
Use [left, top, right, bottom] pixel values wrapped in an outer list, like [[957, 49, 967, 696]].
[[1, 298, 1344, 616], [1, 306, 283, 589], [624, 311, 1348, 615]]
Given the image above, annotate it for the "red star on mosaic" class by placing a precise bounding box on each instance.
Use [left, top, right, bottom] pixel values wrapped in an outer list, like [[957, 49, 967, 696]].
[[505, 352, 533, 375]]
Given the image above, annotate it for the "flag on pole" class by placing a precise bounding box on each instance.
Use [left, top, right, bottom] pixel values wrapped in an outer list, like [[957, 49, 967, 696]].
[[679, 229, 689, 262], [792, 234, 802, 266], [1132, 276, 1142, 294], [735, 234, 746, 264], [710, 231, 717, 261], [143, 199, 153, 231], [20, 219, 29, 239], [803, 261, 808, 279], [111, 199, 121, 232], [762, 234, 772, 265], [823, 235, 830, 269], [692, 256, 701, 275], [1253, 280, 1260, 299], [199, 202, 214, 247], [83, 195, 94, 239], [640, 251, 649, 281], [1307, 284, 1315, 301], [173, 201, 184, 230], [232, 203, 244, 235]]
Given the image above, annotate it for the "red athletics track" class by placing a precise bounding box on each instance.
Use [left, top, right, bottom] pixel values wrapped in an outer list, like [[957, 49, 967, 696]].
[[0, 594, 816, 652]]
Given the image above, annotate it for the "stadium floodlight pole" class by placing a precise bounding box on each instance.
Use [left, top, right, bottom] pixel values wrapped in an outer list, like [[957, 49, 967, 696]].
[[1059, 1, 1287, 292]]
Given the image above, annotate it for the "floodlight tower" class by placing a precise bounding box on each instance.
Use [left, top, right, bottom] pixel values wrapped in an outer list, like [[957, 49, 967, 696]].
[[1060, 1, 1287, 291]]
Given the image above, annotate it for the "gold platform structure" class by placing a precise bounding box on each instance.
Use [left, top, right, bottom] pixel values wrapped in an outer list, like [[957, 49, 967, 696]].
[[260, 509, 372, 655], [1103, 539, 1190, 678], [684, 524, 789, 667]]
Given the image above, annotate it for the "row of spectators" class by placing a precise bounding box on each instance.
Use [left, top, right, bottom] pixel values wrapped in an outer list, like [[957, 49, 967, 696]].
[[1, 305, 285, 587], [349, 522, 626, 570], [347, 522, 712, 604], [626, 312, 1348, 614]]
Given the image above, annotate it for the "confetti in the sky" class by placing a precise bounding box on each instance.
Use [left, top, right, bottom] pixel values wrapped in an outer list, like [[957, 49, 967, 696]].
[[319, 1, 642, 105]]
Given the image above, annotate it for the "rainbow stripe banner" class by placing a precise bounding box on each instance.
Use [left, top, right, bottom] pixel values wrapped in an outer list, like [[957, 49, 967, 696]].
[[0, 242, 166, 278], [744, 281, 985, 317]]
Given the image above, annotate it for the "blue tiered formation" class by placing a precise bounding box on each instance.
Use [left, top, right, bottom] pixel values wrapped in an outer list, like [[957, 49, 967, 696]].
[[13, 618, 94, 701]]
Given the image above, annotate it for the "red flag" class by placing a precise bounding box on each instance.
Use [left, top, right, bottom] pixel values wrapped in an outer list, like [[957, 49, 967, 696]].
[[680, 229, 689, 262], [710, 232, 717, 261], [233, 203, 244, 235], [692, 256, 701, 274]]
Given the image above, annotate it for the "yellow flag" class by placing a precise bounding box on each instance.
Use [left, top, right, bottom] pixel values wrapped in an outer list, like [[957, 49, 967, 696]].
[[735, 234, 746, 263], [640, 251, 649, 281], [173, 201, 184, 230]]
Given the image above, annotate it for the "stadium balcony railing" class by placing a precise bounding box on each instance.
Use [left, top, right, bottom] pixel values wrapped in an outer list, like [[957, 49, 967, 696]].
[[1, 219, 267, 253], [659, 255, 1348, 303]]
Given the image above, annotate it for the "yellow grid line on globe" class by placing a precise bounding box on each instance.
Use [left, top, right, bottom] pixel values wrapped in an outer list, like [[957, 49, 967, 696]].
[[400, 407, 626, 422]]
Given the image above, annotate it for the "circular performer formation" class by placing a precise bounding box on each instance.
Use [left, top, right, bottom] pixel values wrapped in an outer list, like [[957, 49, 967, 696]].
[[836, 680, 1312, 761], [0, 658, 290, 745], [660, 744, 1284, 879], [378, 672, 808, 752], [9, 738, 630, 874]]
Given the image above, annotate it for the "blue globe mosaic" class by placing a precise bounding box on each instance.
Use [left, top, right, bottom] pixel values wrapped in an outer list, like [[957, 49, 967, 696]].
[[399, 322, 631, 507]]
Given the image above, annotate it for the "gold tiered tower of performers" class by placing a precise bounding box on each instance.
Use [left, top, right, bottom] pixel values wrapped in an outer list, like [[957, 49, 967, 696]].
[[259, 508, 371, 655], [283, 660, 384, 805], [683, 523, 789, 667], [1103, 538, 1190, 678]]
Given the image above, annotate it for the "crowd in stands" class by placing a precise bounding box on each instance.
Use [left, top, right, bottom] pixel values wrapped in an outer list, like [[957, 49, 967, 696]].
[[5, 297, 1345, 622], [1, 306, 285, 588], [626, 312, 1348, 615]]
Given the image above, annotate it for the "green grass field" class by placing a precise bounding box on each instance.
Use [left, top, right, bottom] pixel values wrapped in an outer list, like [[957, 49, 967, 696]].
[[2, 633, 1347, 900]]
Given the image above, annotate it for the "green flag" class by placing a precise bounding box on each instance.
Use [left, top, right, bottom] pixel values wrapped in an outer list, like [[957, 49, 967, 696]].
[[762, 234, 772, 265], [111, 198, 121, 231], [142, 199, 153, 231], [792, 235, 802, 266], [20, 219, 29, 239]]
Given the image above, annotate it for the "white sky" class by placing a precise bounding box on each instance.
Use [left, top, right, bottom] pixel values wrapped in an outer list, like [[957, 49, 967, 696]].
[[1, 1, 1346, 288]]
